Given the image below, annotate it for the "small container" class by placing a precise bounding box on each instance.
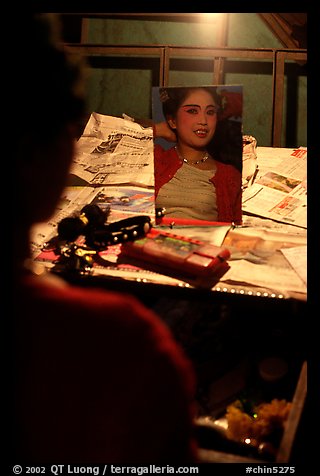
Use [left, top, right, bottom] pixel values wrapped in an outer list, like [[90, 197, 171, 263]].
[[258, 356, 289, 400]]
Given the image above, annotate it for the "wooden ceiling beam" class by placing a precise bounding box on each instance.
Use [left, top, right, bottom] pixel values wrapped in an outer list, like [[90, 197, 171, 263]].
[[258, 13, 307, 49]]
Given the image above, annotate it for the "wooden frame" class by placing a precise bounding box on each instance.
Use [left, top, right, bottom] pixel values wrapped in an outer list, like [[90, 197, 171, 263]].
[[66, 42, 306, 147], [62, 13, 306, 147]]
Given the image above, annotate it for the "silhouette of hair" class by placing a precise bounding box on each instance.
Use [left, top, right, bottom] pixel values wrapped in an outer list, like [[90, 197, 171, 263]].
[[12, 13, 86, 143]]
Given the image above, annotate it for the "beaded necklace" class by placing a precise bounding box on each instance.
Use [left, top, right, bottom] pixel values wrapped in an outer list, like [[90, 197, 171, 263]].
[[175, 146, 209, 165]]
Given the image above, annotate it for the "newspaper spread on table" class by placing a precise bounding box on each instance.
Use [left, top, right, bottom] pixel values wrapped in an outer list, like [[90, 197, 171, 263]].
[[30, 116, 307, 298], [30, 112, 155, 256], [71, 112, 154, 188], [242, 146, 307, 228], [219, 225, 307, 298]]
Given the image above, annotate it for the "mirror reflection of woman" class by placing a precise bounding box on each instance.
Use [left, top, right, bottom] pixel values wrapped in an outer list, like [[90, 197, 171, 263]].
[[153, 87, 242, 224]]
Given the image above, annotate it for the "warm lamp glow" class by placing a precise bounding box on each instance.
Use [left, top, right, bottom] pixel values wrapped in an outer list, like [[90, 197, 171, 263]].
[[198, 13, 223, 20]]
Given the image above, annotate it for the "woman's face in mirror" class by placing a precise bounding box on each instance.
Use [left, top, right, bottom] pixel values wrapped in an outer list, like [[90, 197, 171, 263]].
[[168, 89, 218, 150], [153, 84, 243, 224]]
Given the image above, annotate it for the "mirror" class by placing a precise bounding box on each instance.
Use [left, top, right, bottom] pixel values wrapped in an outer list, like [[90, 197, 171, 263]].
[[152, 85, 243, 224]]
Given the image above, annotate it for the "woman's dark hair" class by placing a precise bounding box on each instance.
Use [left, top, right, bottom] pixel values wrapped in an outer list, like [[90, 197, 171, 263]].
[[159, 86, 221, 118], [12, 13, 86, 143]]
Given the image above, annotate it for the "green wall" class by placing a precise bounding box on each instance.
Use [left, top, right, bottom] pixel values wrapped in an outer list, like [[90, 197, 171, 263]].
[[83, 13, 306, 147]]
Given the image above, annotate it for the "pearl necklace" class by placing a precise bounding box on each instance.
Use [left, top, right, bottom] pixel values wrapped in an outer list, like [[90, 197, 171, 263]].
[[175, 146, 209, 165]]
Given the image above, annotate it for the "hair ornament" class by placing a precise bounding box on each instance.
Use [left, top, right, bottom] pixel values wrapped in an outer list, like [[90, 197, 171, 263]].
[[159, 89, 170, 103]]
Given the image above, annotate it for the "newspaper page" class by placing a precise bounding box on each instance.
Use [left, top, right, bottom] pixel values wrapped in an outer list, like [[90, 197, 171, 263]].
[[281, 245, 307, 286], [84, 184, 155, 224], [219, 225, 307, 298], [70, 112, 154, 188], [242, 147, 307, 228], [30, 112, 156, 254]]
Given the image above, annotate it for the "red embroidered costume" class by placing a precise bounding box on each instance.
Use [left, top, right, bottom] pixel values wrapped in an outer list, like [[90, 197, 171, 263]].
[[154, 144, 242, 224]]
